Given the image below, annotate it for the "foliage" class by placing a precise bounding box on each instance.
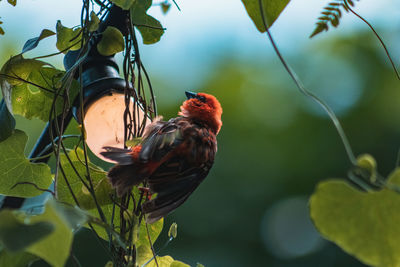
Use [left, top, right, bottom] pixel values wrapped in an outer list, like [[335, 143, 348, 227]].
[[0, 130, 52, 197], [0, 0, 397, 266], [0, 200, 87, 267], [56, 20, 82, 52], [97, 26, 125, 56], [310, 0, 360, 38], [240, 0, 400, 266], [0, 0, 191, 265], [129, 0, 164, 44], [310, 168, 400, 267], [1, 55, 79, 121], [241, 0, 290, 32], [57, 147, 112, 209]]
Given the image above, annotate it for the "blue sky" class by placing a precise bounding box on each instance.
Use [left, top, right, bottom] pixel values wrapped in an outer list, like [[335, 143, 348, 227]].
[[1, 0, 398, 65], [0, 0, 399, 107]]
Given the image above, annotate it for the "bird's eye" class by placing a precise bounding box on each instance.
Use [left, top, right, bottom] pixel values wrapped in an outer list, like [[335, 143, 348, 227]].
[[197, 96, 206, 103]]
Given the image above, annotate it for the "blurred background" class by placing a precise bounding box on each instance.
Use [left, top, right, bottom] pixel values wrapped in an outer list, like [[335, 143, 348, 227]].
[[1, 0, 400, 266]]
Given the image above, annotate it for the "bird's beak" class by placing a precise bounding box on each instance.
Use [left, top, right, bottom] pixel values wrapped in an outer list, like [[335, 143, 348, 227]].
[[185, 91, 197, 99]]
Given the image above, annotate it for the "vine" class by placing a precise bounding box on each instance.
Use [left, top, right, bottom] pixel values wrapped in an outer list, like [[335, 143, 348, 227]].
[[0, 0, 399, 266], [0, 0, 184, 266]]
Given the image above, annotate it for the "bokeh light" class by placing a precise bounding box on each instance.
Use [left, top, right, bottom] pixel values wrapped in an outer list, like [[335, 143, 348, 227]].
[[261, 196, 326, 259]]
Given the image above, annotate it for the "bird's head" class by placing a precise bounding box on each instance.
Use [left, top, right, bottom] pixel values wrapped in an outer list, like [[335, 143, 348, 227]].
[[179, 91, 223, 134]]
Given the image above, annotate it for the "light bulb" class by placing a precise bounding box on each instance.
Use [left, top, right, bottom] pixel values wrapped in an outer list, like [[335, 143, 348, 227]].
[[83, 91, 149, 162]]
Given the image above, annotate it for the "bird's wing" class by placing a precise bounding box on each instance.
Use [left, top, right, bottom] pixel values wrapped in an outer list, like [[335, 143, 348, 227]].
[[100, 116, 175, 165], [142, 158, 212, 224], [142, 125, 216, 223], [139, 117, 185, 163]]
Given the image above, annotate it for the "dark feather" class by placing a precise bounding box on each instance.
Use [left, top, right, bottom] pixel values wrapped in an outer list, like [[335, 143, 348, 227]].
[[102, 116, 218, 222], [100, 146, 134, 165], [139, 118, 184, 162], [140, 119, 216, 223], [107, 164, 144, 196]]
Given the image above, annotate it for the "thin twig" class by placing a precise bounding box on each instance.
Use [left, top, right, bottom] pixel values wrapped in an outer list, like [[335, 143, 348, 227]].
[[258, 0, 357, 165], [344, 0, 400, 81]]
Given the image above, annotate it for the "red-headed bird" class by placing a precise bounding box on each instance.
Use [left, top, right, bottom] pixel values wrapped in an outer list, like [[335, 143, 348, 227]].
[[101, 91, 222, 223]]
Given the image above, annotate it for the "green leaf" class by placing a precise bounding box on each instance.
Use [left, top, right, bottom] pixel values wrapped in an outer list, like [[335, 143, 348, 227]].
[[10, 67, 78, 121], [22, 29, 56, 54], [144, 256, 190, 267], [310, 23, 329, 38], [89, 11, 100, 32], [26, 200, 74, 267], [0, 200, 81, 267], [136, 245, 153, 266], [56, 20, 82, 53], [130, 0, 165, 44], [57, 148, 112, 210], [97, 26, 125, 56], [7, 0, 16, 6], [136, 16, 164, 45], [89, 201, 163, 244], [241, 0, 290, 32], [0, 251, 38, 267], [55, 202, 89, 230], [1, 55, 45, 87], [310, 169, 400, 267], [0, 210, 54, 252], [0, 130, 53, 197], [12, 68, 70, 121], [146, 255, 174, 267], [170, 260, 191, 267], [0, 55, 44, 113], [136, 217, 163, 249], [0, 55, 79, 121], [136, 246, 190, 267], [110, 0, 135, 10]]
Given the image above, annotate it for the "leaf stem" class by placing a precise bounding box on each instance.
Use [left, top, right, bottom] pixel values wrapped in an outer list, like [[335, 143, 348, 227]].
[[344, 0, 400, 81], [258, 0, 357, 166]]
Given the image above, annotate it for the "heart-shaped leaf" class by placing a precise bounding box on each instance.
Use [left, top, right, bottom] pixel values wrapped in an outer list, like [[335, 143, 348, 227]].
[[0, 210, 54, 252], [0, 56, 79, 122], [241, 0, 290, 32], [56, 20, 82, 53], [26, 200, 75, 267], [57, 147, 112, 210], [130, 0, 164, 44], [0, 130, 53, 197], [310, 169, 400, 267], [97, 26, 125, 56]]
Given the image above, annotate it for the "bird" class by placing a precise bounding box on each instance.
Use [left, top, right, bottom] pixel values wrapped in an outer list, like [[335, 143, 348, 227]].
[[100, 91, 222, 223]]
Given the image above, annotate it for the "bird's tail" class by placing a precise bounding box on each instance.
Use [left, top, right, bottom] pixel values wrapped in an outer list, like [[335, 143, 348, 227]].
[[100, 146, 135, 165], [101, 146, 144, 196], [107, 164, 143, 196]]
